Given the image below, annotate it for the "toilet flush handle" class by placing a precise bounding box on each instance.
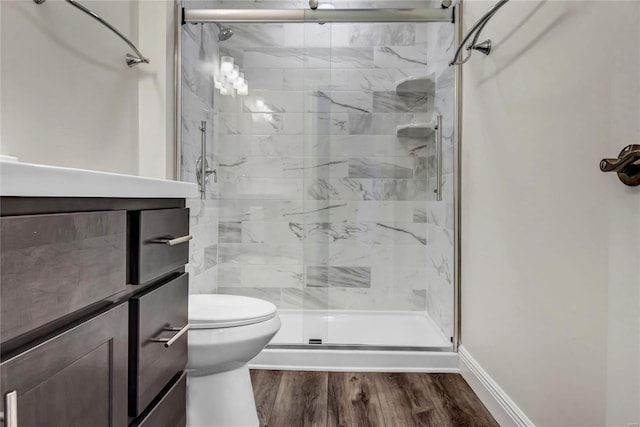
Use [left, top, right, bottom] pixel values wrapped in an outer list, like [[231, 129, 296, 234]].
[[149, 324, 190, 348]]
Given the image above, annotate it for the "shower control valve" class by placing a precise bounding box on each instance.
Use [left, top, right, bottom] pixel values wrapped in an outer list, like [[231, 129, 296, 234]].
[[196, 156, 216, 187]]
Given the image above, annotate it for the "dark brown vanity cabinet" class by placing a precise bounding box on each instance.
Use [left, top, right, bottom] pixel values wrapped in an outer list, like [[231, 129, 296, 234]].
[[0, 303, 129, 427], [0, 198, 190, 427]]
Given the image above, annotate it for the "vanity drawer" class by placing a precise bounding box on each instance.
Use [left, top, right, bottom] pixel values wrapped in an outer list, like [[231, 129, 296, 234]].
[[132, 373, 186, 427], [131, 208, 190, 285], [0, 210, 126, 343], [129, 273, 188, 417]]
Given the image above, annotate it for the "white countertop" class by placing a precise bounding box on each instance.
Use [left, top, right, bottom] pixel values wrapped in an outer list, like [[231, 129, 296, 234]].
[[0, 157, 198, 198]]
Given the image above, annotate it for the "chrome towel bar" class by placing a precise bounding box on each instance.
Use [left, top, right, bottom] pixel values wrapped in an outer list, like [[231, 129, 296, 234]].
[[450, 0, 510, 66], [34, 0, 149, 67]]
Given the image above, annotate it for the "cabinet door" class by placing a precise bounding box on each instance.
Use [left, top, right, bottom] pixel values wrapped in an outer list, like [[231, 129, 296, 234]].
[[0, 303, 128, 427]]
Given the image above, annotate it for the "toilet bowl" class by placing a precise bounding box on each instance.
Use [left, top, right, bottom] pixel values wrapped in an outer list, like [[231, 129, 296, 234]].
[[187, 294, 281, 427]]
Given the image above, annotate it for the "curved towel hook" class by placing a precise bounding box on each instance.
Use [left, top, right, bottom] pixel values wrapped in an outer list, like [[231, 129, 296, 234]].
[[34, 0, 149, 67]]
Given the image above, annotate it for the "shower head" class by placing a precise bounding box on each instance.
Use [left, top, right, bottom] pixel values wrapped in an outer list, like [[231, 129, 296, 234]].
[[215, 24, 234, 41]]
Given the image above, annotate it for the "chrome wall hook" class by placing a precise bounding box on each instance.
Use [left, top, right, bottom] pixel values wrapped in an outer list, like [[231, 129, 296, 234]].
[[600, 144, 640, 186]]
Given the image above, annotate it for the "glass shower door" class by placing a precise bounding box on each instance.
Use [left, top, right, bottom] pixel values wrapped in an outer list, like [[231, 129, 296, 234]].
[[300, 20, 456, 349], [203, 21, 329, 346]]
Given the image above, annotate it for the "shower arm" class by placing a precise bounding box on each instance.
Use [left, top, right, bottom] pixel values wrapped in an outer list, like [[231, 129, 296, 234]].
[[449, 0, 509, 66], [34, 0, 150, 67]]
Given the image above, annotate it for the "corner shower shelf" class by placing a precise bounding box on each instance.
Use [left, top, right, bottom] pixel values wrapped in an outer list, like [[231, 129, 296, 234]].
[[395, 75, 436, 95], [396, 123, 435, 138], [395, 75, 437, 138]]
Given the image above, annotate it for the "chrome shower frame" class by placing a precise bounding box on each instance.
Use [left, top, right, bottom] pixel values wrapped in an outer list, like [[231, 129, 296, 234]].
[[453, 2, 463, 352], [183, 8, 453, 23], [173, 1, 464, 353]]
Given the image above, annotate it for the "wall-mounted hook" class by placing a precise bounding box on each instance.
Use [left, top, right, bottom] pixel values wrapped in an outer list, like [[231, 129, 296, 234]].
[[600, 144, 640, 186]]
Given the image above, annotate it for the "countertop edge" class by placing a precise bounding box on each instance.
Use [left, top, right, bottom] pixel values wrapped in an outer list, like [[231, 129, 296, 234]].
[[0, 161, 199, 199]]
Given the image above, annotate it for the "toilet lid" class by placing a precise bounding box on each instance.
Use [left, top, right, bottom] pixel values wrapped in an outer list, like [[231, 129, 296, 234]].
[[189, 294, 277, 329]]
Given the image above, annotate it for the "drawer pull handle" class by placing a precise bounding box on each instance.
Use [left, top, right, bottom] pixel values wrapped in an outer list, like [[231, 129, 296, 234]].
[[0, 391, 18, 427], [149, 324, 190, 348], [149, 235, 193, 246]]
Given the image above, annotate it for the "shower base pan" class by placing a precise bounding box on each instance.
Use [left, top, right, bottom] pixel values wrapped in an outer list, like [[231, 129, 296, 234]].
[[249, 310, 458, 372]]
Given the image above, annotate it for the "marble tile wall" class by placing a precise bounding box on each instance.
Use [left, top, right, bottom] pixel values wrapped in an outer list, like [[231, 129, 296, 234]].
[[181, 9, 455, 339]]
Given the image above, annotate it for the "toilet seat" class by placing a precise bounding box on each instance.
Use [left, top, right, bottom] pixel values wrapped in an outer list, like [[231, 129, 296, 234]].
[[189, 294, 277, 329]]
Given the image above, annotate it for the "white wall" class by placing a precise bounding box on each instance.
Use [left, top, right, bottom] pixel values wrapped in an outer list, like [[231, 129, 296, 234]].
[[0, 0, 175, 178], [138, 0, 176, 179], [461, 1, 640, 426]]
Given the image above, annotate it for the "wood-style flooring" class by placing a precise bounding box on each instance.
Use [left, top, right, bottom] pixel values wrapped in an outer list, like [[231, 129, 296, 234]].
[[250, 370, 499, 427]]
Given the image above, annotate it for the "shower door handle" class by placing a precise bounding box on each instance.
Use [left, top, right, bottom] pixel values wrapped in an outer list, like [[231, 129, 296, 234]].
[[197, 120, 215, 198], [434, 115, 443, 201], [600, 144, 640, 186]]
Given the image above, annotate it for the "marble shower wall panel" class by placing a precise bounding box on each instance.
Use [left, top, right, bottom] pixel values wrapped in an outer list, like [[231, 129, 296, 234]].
[[306, 266, 372, 288], [182, 17, 455, 324], [303, 134, 434, 157]]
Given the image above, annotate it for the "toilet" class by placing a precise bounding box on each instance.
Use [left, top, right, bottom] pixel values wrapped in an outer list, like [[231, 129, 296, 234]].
[[187, 294, 281, 427]]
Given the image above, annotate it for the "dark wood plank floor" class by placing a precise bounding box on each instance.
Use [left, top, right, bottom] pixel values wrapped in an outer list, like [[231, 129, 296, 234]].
[[250, 370, 499, 427]]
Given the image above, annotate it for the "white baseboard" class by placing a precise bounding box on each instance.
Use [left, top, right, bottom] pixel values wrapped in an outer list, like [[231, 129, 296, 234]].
[[459, 346, 535, 427], [250, 348, 459, 373]]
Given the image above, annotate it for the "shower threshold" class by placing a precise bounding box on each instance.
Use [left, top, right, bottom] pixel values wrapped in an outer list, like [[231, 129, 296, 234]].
[[272, 309, 451, 347], [249, 310, 457, 372]]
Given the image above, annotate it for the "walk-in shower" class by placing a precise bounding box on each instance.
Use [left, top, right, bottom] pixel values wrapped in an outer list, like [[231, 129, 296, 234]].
[[179, 1, 459, 366]]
